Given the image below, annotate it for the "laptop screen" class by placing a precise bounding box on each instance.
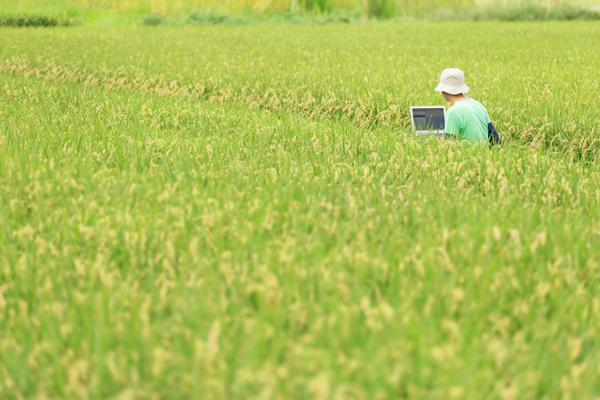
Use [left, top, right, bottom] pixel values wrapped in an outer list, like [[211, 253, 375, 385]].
[[412, 107, 445, 131]]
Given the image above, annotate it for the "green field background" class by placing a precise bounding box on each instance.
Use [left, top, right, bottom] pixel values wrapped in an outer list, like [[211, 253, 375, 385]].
[[1, 2, 600, 398], [2, 20, 600, 398], [0, 0, 596, 17]]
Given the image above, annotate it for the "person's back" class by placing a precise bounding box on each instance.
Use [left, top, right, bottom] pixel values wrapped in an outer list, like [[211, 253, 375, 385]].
[[445, 97, 490, 143], [434, 68, 491, 144]]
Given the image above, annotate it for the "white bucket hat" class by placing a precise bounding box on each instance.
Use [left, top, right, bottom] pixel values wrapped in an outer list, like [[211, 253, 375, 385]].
[[435, 68, 470, 95]]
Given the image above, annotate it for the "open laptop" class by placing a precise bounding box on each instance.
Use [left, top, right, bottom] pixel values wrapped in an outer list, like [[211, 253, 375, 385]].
[[410, 106, 446, 136]]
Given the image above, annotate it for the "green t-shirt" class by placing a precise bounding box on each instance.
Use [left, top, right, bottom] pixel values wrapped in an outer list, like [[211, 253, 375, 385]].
[[445, 98, 490, 143]]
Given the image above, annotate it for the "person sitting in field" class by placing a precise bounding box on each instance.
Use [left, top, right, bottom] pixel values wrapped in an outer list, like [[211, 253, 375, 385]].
[[435, 68, 499, 144]]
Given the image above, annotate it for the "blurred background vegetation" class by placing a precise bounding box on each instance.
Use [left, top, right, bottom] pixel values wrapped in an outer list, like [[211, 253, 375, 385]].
[[0, 0, 599, 24]]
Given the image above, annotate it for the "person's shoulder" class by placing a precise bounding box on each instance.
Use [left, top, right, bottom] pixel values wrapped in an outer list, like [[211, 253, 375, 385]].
[[452, 98, 473, 108], [448, 100, 468, 115], [469, 98, 488, 110], [446, 104, 459, 117]]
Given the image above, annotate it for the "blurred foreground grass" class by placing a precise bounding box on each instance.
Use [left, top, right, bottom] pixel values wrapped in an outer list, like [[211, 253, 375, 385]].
[[2, 74, 599, 398]]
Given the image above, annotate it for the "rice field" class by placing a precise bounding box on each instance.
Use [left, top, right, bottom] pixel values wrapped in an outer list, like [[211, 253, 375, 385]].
[[1, 21, 600, 399], [0, 0, 487, 18]]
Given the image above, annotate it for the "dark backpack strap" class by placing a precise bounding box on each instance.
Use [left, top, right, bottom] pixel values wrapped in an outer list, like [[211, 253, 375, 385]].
[[488, 122, 501, 145]]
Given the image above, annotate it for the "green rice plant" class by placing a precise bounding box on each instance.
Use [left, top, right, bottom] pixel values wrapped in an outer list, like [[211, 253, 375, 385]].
[[368, 0, 396, 18], [1, 73, 599, 398], [0, 14, 73, 27], [186, 11, 242, 24], [1, 22, 598, 159], [474, 2, 600, 20], [300, 0, 332, 12], [1, 21, 600, 399], [141, 14, 164, 25], [546, 2, 600, 19]]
